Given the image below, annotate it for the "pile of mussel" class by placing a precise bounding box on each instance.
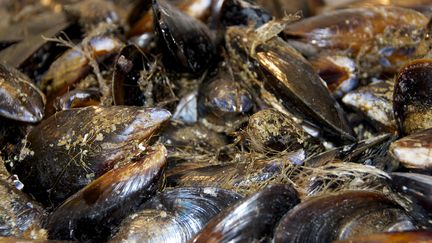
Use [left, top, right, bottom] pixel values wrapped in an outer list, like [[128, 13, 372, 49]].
[[2, 0, 432, 242]]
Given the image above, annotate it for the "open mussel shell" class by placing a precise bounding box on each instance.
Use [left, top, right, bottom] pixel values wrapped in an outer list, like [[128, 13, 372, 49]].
[[152, 0, 217, 75], [198, 74, 254, 132], [343, 80, 396, 133], [0, 64, 45, 123], [11, 106, 171, 207], [47, 144, 167, 242], [110, 187, 241, 242], [273, 191, 417, 243], [334, 230, 432, 243], [394, 59, 432, 135], [211, 0, 272, 28], [0, 162, 46, 239], [192, 184, 300, 242], [390, 172, 432, 228], [226, 27, 355, 142], [389, 128, 432, 170], [245, 109, 306, 153]]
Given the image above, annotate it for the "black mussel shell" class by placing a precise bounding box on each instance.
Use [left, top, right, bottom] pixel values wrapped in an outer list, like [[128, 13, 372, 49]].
[[11, 106, 170, 207], [112, 44, 176, 108], [153, 0, 217, 75], [192, 184, 300, 242], [0, 63, 45, 123], [394, 59, 432, 135], [226, 26, 355, 143], [198, 75, 254, 132], [112, 44, 149, 106], [305, 134, 398, 171], [47, 144, 167, 242], [0, 162, 46, 239], [110, 187, 241, 242], [212, 0, 272, 28], [390, 172, 432, 228], [273, 191, 417, 243]]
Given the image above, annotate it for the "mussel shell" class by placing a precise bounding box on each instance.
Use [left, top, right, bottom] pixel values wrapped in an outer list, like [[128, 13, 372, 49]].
[[153, 0, 217, 75], [112, 44, 148, 106], [246, 109, 305, 153], [390, 172, 432, 228], [334, 230, 432, 243], [0, 162, 46, 239], [226, 27, 354, 142], [273, 191, 417, 243], [192, 184, 300, 242], [283, 6, 428, 53], [389, 128, 432, 170], [110, 187, 241, 242], [54, 88, 101, 111], [310, 55, 357, 98], [47, 144, 167, 242], [212, 0, 272, 28], [11, 106, 170, 207], [0, 64, 45, 123], [160, 121, 228, 152], [198, 75, 254, 132], [0, 12, 72, 71], [394, 59, 432, 135], [343, 80, 396, 132], [305, 133, 398, 171]]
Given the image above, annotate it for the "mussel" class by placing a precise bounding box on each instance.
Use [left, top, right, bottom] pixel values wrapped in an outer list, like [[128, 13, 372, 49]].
[[0, 63, 45, 123], [192, 184, 300, 242], [110, 187, 241, 242], [153, 0, 217, 76], [226, 24, 354, 142], [11, 106, 170, 207], [273, 191, 417, 243], [47, 144, 167, 242], [394, 59, 432, 135]]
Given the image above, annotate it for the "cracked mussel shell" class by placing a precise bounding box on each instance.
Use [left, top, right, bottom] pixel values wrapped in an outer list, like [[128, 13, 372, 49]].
[[47, 144, 167, 242], [110, 187, 241, 242], [10, 106, 170, 207]]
